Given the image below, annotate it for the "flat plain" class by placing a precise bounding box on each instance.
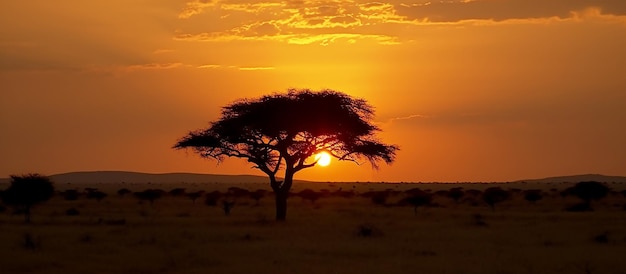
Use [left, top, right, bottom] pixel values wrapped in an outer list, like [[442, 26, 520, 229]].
[[1, 181, 625, 274]]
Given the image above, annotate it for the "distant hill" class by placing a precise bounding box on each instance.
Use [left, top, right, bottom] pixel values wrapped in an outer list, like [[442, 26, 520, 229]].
[[515, 174, 626, 183], [0, 171, 314, 185]]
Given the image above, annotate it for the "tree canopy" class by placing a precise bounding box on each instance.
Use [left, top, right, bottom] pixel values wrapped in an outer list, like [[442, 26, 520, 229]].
[[174, 89, 398, 220], [1, 173, 55, 223]]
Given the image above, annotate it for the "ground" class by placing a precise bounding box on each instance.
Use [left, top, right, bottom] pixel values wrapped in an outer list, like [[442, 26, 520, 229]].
[[0, 181, 625, 274]]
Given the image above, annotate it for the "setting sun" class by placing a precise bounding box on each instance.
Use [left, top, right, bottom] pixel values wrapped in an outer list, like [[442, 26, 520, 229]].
[[315, 152, 332, 167]]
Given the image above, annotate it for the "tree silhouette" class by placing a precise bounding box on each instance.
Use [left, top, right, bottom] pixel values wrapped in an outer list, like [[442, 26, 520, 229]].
[[1, 174, 54, 223], [562, 181, 610, 209], [523, 189, 543, 204], [482, 187, 510, 211], [174, 89, 398, 221]]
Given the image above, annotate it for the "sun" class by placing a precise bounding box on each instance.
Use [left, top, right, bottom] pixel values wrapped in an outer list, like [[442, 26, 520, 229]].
[[314, 152, 332, 167]]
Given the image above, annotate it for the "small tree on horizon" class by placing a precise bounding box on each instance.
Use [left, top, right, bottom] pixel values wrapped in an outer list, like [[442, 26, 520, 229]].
[[563, 181, 610, 210], [1, 174, 54, 223], [174, 89, 398, 221]]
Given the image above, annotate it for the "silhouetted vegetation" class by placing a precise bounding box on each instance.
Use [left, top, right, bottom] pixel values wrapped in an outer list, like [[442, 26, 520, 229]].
[[250, 189, 267, 205], [204, 191, 221, 206], [134, 189, 163, 205], [400, 188, 432, 215], [562, 181, 610, 210], [186, 191, 205, 204], [169, 188, 186, 197], [447, 187, 465, 203], [1, 174, 54, 223], [298, 189, 322, 204], [174, 89, 398, 221], [117, 188, 131, 197], [523, 189, 543, 204], [482, 187, 510, 210]]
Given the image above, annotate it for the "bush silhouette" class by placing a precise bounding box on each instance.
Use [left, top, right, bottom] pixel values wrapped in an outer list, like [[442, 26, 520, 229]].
[[400, 189, 432, 215], [1, 174, 54, 223], [186, 191, 205, 204], [298, 189, 322, 204], [117, 188, 131, 197], [523, 189, 543, 204], [447, 187, 465, 203], [134, 189, 163, 205], [562, 181, 610, 210], [169, 188, 186, 197], [482, 187, 510, 210], [250, 189, 267, 205]]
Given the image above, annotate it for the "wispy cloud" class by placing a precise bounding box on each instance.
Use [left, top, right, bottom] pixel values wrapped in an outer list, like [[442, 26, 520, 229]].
[[175, 0, 626, 45], [238, 66, 275, 71], [123, 62, 185, 71], [196, 64, 276, 70]]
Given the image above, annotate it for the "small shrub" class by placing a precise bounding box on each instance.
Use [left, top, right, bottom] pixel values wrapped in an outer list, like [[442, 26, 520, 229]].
[[117, 188, 131, 197], [482, 187, 510, 210], [169, 188, 186, 197], [523, 189, 543, 204]]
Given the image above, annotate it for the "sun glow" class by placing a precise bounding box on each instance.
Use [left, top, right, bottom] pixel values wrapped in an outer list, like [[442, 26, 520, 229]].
[[314, 152, 332, 167]]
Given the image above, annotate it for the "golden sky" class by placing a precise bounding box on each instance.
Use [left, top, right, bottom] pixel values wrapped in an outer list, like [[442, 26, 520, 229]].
[[1, 0, 625, 182]]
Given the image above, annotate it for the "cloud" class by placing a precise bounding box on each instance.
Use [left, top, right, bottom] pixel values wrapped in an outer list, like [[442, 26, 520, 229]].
[[238, 66, 275, 70], [174, 0, 626, 46], [196, 64, 275, 70], [123, 62, 185, 71], [395, 0, 626, 22]]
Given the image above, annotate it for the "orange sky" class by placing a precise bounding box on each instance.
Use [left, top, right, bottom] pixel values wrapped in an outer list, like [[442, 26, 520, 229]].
[[1, 0, 625, 182]]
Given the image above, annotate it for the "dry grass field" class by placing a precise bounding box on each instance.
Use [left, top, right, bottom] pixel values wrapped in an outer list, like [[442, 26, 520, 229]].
[[1, 181, 625, 274]]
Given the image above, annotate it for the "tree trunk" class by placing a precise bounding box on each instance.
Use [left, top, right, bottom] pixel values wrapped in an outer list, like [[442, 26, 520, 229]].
[[272, 171, 294, 221], [275, 189, 288, 221]]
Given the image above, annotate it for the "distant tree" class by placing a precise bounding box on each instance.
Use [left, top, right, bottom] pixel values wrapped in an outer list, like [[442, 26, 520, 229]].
[[298, 189, 322, 204], [448, 187, 464, 203], [227, 187, 250, 198], [186, 191, 205, 204], [400, 190, 432, 215], [169, 188, 186, 197], [204, 191, 222, 206], [174, 89, 398, 221], [562, 181, 610, 209], [250, 189, 267, 205], [523, 189, 543, 204], [362, 191, 389, 206], [117, 188, 131, 197], [482, 187, 510, 211], [1, 174, 54, 223], [134, 189, 163, 205]]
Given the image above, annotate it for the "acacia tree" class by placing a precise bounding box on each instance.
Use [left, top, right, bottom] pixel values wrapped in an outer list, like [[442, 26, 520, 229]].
[[1, 174, 54, 223], [174, 89, 398, 221]]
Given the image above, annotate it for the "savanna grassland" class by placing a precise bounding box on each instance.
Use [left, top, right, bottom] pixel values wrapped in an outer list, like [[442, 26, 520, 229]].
[[1, 181, 625, 274]]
